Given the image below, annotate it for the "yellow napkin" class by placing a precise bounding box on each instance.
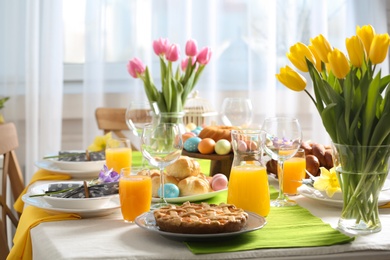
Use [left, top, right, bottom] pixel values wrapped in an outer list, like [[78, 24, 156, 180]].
[[14, 169, 71, 213], [380, 202, 390, 208], [7, 206, 80, 260]]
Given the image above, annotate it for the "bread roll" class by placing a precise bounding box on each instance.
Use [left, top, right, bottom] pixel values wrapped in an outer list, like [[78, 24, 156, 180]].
[[165, 156, 201, 180], [178, 176, 211, 196]]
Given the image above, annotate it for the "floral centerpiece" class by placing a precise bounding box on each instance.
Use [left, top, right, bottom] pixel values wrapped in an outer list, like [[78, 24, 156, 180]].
[[276, 24, 390, 234], [127, 38, 212, 115]]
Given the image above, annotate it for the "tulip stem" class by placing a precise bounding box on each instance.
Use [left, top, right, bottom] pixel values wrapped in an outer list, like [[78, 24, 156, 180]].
[[304, 89, 317, 106]]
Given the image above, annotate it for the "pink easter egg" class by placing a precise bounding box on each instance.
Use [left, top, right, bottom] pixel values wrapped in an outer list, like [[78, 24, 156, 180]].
[[237, 140, 247, 152], [211, 174, 228, 191]]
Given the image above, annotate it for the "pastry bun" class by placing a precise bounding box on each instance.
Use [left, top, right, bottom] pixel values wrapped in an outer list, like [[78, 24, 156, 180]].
[[178, 176, 211, 196], [165, 156, 200, 180]]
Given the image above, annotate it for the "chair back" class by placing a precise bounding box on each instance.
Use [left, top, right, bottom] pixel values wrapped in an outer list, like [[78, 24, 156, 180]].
[[95, 107, 142, 151], [0, 122, 24, 258]]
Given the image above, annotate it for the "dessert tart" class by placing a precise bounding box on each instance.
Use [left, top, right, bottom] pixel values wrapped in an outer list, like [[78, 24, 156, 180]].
[[153, 201, 248, 234]]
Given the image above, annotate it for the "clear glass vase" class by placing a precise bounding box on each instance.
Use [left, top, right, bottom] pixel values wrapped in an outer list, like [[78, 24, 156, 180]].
[[332, 143, 390, 235], [157, 112, 186, 134]]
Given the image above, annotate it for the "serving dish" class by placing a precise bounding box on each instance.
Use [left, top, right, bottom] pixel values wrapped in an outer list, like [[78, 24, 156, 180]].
[[151, 188, 226, 204], [135, 211, 266, 242], [22, 193, 120, 218], [297, 184, 390, 208], [30, 182, 118, 210]]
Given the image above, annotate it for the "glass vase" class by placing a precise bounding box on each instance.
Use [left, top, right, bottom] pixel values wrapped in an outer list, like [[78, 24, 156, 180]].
[[332, 143, 390, 235], [158, 112, 186, 134]]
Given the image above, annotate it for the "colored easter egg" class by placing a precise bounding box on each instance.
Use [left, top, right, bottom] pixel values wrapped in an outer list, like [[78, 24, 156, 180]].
[[237, 140, 247, 152], [158, 183, 180, 198], [211, 173, 228, 191], [191, 128, 201, 135], [186, 123, 197, 131], [184, 137, 201, 152], [198, 138, 216, 154], [215, 139, 232, 155], [182, 132, 196, 143]]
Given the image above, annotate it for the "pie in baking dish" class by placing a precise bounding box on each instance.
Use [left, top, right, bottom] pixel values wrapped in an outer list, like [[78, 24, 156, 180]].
[[153, 201, 248, 234]]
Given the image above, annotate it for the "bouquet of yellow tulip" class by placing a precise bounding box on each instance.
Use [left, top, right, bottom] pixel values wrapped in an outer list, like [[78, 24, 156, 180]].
[[276, 24, 390, 234]]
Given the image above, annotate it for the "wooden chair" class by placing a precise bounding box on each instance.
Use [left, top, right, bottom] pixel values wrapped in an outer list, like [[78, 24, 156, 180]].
[[95, 107, 141, 150], [95, 107, 128, 139], [0, 122, 24, 258]]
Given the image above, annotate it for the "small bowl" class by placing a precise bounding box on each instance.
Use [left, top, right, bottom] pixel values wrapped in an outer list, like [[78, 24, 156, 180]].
[[31, 183, 118, 210]]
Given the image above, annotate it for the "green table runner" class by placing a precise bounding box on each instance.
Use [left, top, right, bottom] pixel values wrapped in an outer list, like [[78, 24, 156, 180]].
[[187, 187, 354, 254]]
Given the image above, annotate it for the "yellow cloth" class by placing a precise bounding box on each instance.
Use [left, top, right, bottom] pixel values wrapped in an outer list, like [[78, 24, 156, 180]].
[[14, 169, 71, 213], [380, 202, 390, 208], [7, 206, 80, 260]]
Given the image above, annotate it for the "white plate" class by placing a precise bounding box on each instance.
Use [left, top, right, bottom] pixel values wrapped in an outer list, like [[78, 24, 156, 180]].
[[49, 159, 104, 171], [35, 160, 101, 179], [44, 152, 105, 172], [298, 184, 390, 208], [151, 188, 227, 204], [31, 182, 118, 210], [22, 193, 120, 218], [135, 211, 266, 242]]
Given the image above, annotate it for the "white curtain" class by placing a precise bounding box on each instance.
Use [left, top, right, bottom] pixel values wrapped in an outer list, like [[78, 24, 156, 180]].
[[0, 0, 389, 182], [0, 0, 63, 183]]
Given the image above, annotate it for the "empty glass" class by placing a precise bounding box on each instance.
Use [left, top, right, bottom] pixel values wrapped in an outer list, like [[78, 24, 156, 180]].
[[220, 98, 253, 128]]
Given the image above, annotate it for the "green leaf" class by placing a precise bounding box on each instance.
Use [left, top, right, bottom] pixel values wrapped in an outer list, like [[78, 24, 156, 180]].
[[143, 68, 158, 102], [307, 61, 324, 113], [0, 96, 10, 109], [362, 72, 381, 145], [320, 103, 338, 142], [181, 70, 196, 105], [159, 57, 167, 88]]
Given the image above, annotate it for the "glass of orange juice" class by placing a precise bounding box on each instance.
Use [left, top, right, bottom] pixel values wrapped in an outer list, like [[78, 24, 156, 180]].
[[106, 138, 132, 173], [283, 148, 306, 195], [227, 129, 270, 217], [119, 167, 152, 222]]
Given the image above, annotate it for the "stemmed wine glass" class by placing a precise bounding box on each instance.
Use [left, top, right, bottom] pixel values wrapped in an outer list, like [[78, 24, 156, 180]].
[[261, 117, 302, 207], [221, 98, 253, 128], [125, 101, 159, 137], [141, 123, 183, 208]]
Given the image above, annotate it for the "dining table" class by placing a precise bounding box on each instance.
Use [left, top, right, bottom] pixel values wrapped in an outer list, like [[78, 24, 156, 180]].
[[9, 152, 390, 260]]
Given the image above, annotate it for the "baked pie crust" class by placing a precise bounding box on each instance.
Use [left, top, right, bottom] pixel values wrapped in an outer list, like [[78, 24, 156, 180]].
[[153, 201, 248, 234]]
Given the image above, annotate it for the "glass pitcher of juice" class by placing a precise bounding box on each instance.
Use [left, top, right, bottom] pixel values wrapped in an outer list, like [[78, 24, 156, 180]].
[[227, 129, 270, 217]]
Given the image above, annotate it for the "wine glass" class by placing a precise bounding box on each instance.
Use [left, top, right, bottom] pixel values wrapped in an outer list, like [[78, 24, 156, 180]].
[[220, 98, 253, 128], [261, 117, 302, 207], [125, 101, 159, 137], [141, 123, 183, 208]]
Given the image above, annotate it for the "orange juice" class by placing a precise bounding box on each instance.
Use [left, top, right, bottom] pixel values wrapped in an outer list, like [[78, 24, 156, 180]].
[[106, 147, 132, 173], [119, 175, 152, 222], [283, 157, 306, 195], [227, 164, 270, 217]]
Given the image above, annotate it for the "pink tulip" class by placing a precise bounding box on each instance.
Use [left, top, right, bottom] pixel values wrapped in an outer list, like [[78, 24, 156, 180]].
[[153, 38, 170, 56], [127, 58, 146, 78], [166, 44, 180, 62], [181, 57, 196, 71], [185, 39, 198, 57], [196, 47, 212, 65]]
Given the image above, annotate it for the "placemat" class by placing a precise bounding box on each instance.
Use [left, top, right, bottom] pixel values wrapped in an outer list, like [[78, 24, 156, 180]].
[[187, 187, 354, 254]]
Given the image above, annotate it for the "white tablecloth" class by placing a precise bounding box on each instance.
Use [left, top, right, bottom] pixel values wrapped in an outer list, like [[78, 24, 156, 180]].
[[29, 181, 390, 260]]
